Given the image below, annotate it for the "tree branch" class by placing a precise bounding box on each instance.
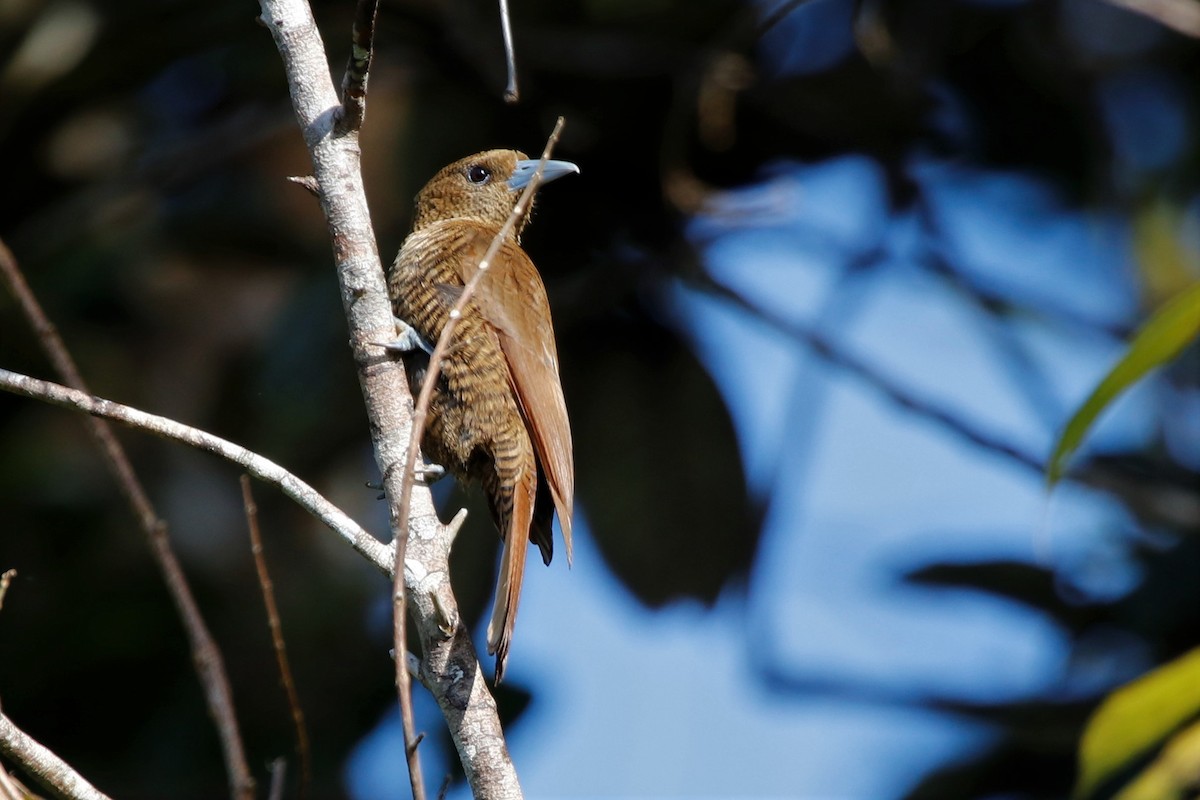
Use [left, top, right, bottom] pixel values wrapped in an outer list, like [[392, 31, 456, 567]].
[[0, 369, 394, 573], [696, 277, 1047, 473], [0, 712, 112, 800], [0, 237, 256, 800], [337, 0, 379, 133], [498, 0, 518, 102], [0, 570, 13, 613], [256, 0, 521, 796], [1103, 0, 1200, 37], [241, 476, 311, 799]]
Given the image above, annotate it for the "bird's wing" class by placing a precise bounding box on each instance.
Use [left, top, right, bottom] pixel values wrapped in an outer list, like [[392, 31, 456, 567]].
[[442, 222, 575, 563]]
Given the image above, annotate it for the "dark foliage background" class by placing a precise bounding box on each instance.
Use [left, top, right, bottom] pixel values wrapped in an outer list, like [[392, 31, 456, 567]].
[[1, 0, 1198, 797]]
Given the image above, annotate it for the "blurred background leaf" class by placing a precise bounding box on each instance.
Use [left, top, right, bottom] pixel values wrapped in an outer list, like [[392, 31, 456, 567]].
[[1076, 648, 1200, 800], [1048, 281, 1200, 488]]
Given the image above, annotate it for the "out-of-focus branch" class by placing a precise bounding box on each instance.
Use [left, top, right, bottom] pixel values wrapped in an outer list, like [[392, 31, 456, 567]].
[[241, 476, 311, 800], [0, 369, 394, 574], [0, 762, 20, 800], [0, 237, 256, 800], [702, 278, 1200, 534], [257, 0, 521, 796], [0, 570, 13, 613], [1104, 0, 1200, 37], [0, 712, 112, 800], [337, 0, 379, 132], [498, 0, 518, 102], [698, 278, 1046, 473], [266, 758, 287, 800]]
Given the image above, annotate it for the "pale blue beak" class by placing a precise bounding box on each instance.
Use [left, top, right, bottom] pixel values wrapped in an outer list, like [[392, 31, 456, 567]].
[[508, 159, 580, 191]]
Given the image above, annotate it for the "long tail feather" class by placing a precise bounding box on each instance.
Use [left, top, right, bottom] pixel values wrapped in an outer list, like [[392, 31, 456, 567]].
[[486, 466, 534, 683]]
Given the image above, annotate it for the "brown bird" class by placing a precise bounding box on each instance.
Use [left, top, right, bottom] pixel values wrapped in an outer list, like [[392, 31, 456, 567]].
[[387, 149, 577, 682]]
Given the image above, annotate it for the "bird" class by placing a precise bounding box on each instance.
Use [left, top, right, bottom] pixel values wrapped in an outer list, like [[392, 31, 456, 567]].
[[386, 149, 577, 682]]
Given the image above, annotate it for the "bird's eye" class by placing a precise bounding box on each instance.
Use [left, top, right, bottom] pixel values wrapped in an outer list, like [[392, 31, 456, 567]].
[[466, 165, 492, 185]]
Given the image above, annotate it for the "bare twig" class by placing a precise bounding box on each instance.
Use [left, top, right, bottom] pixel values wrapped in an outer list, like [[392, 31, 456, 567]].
[[0, 369, 394, 574], [0, 570, 14, 613], [240, 476, 312, 800], [337, 0, 380, 132], [0, 712, 112, 800], [266, 757, 287, 800], [498, 0, 518, 102], [0, 238, 256, 800], [0, 764, 21, 800], [287, 175, 321, 196]]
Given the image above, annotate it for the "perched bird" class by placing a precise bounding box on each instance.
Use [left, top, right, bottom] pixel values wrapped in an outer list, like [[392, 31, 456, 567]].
[[387, 149, 577, 682]]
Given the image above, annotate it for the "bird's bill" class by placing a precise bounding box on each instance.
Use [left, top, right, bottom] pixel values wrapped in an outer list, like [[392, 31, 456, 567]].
[[508, 159, 580, 191]]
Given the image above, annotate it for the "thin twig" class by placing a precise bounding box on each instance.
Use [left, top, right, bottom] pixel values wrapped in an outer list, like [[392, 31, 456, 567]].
[[498, 0, 518, 102], [0, 570, 14, 613], [240, 476, 312, 800], [337, 0, 380, 132], [0, 765, 20, 800], [0, 712, 113, 800], [266, 757, 287, 800], [0, 238, 256, 800], [0, 369, 394, 575], [390, 118, 566, 784], [287, 175, 321, 197]]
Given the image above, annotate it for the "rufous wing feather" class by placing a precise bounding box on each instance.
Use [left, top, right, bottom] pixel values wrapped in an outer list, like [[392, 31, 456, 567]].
[[471, 238, 574, 562], [434, 221, 575, 562]]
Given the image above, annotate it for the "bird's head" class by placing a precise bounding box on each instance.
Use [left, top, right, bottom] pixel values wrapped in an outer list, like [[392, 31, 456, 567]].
[[411, 149, 579, 236]]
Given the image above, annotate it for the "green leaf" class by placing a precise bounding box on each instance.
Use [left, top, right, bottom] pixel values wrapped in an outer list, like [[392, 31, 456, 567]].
[[1075, 647, 1200, 799], [1047, 282, 1200, 488]]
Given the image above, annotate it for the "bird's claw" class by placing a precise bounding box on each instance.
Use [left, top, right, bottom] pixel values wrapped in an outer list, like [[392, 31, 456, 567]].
[[415, 462, 446, 484], [380, 317, 434, 355]]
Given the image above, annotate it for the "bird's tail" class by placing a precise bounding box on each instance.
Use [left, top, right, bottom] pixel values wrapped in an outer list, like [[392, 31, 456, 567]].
[[486, 465, 535, 683]]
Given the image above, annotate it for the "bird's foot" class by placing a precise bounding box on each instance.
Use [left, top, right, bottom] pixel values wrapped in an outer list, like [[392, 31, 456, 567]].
[[380, 317, 434, 355], [414, 462, 446, 484]]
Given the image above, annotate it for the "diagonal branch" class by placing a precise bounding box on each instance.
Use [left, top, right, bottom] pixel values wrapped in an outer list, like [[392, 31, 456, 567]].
[[0, 369, 394, 574], [0, 237, 256, 800], [1103, 0, 1200, 37], [697, 277, 1046, 473], [0, 711, 112, 800]]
